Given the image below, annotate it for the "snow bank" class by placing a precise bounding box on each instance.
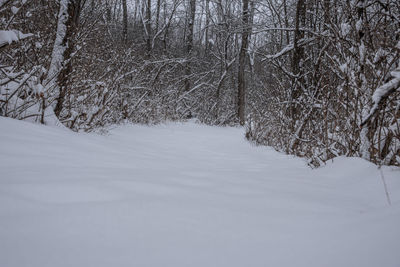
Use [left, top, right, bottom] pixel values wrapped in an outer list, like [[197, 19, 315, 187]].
[[0, 117, 399, 267]]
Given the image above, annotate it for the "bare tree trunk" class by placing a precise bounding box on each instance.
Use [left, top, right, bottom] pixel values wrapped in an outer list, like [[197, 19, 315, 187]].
[[289, 0, 306, 150], [106, 0, 112, 21], [155, 0, 161, 33], [122, 0, 128, 43], [283, 0, 290, 45], [237, 0, 250, 125], [357, 0, 373, 161], [186, 0, 196, 57], [292, 0, 305, 78], [323, 0, 330, 30], [134, 0, 139, 28], [162, 0, 167, 51], [204, 0, 210, 55], [184, 0, 196, 91], [146, 0, 152, 54], [46, 0, 82, 119], [290, 0, 306, 121]]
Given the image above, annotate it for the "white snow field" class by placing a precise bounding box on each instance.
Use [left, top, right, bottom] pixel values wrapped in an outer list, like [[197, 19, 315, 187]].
[[0, 117, 399, 267]]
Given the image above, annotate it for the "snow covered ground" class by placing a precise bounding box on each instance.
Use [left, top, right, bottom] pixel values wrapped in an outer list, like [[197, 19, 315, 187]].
[[0, 117, 399, 267]]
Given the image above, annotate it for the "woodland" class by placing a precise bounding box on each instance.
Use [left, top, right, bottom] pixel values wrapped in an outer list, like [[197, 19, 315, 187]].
[[1, 0, 400, 167]]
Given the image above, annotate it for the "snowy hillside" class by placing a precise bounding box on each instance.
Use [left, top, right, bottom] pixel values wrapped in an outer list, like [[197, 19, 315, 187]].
[[0, 117, 399, 267]]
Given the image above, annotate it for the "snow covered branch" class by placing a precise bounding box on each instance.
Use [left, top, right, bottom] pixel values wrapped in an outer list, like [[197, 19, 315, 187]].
[[361, 68, 400, 127], [0, 30, 33, 50], [263, 37, 316, 60]]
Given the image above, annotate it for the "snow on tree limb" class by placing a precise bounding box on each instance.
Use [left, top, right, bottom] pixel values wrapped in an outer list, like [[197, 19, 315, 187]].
[[263, 37, 316, 60], [45, 0, 70, 89], [361, 68, 400, 127], [0, 30, 33, 49], [0, 0, 15, 9]]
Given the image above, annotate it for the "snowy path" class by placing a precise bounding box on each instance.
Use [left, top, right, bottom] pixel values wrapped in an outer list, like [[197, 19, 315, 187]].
[[0, 117, 399, 267]]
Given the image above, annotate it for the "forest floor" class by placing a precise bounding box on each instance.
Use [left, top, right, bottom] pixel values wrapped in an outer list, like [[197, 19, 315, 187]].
[[0, 117, 400, 267]]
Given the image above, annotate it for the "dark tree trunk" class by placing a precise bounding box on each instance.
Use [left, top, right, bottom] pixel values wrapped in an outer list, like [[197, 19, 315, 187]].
[[289, 0, 306, 123], [237, 0, 250, 125], [146, 0, 152, 54], [184, 0, 196, 91], [53, 0, 82, 118], [122, 0, 128, 43], [204, 0, 210, 55], [155, 0, 161, 33]]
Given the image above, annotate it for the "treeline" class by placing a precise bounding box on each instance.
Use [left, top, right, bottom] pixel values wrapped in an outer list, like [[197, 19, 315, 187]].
[[0, 0, 399, 166]]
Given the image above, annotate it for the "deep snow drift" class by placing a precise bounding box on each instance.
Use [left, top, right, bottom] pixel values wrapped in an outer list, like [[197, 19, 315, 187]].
[[0, 117, 399, 267]]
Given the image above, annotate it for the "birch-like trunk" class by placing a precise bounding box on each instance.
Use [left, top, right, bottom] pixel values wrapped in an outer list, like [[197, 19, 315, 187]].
[[46, 0, 81, 118], [357, 0, 372, 160]]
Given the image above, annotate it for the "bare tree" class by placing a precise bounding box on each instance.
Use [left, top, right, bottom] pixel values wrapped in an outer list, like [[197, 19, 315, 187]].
[[46, 0, 82, 118], [146, 0, 152, 54], [237, 0, 250, 125], [184, 0, 196, 91], [122, 0, 128, 43]]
